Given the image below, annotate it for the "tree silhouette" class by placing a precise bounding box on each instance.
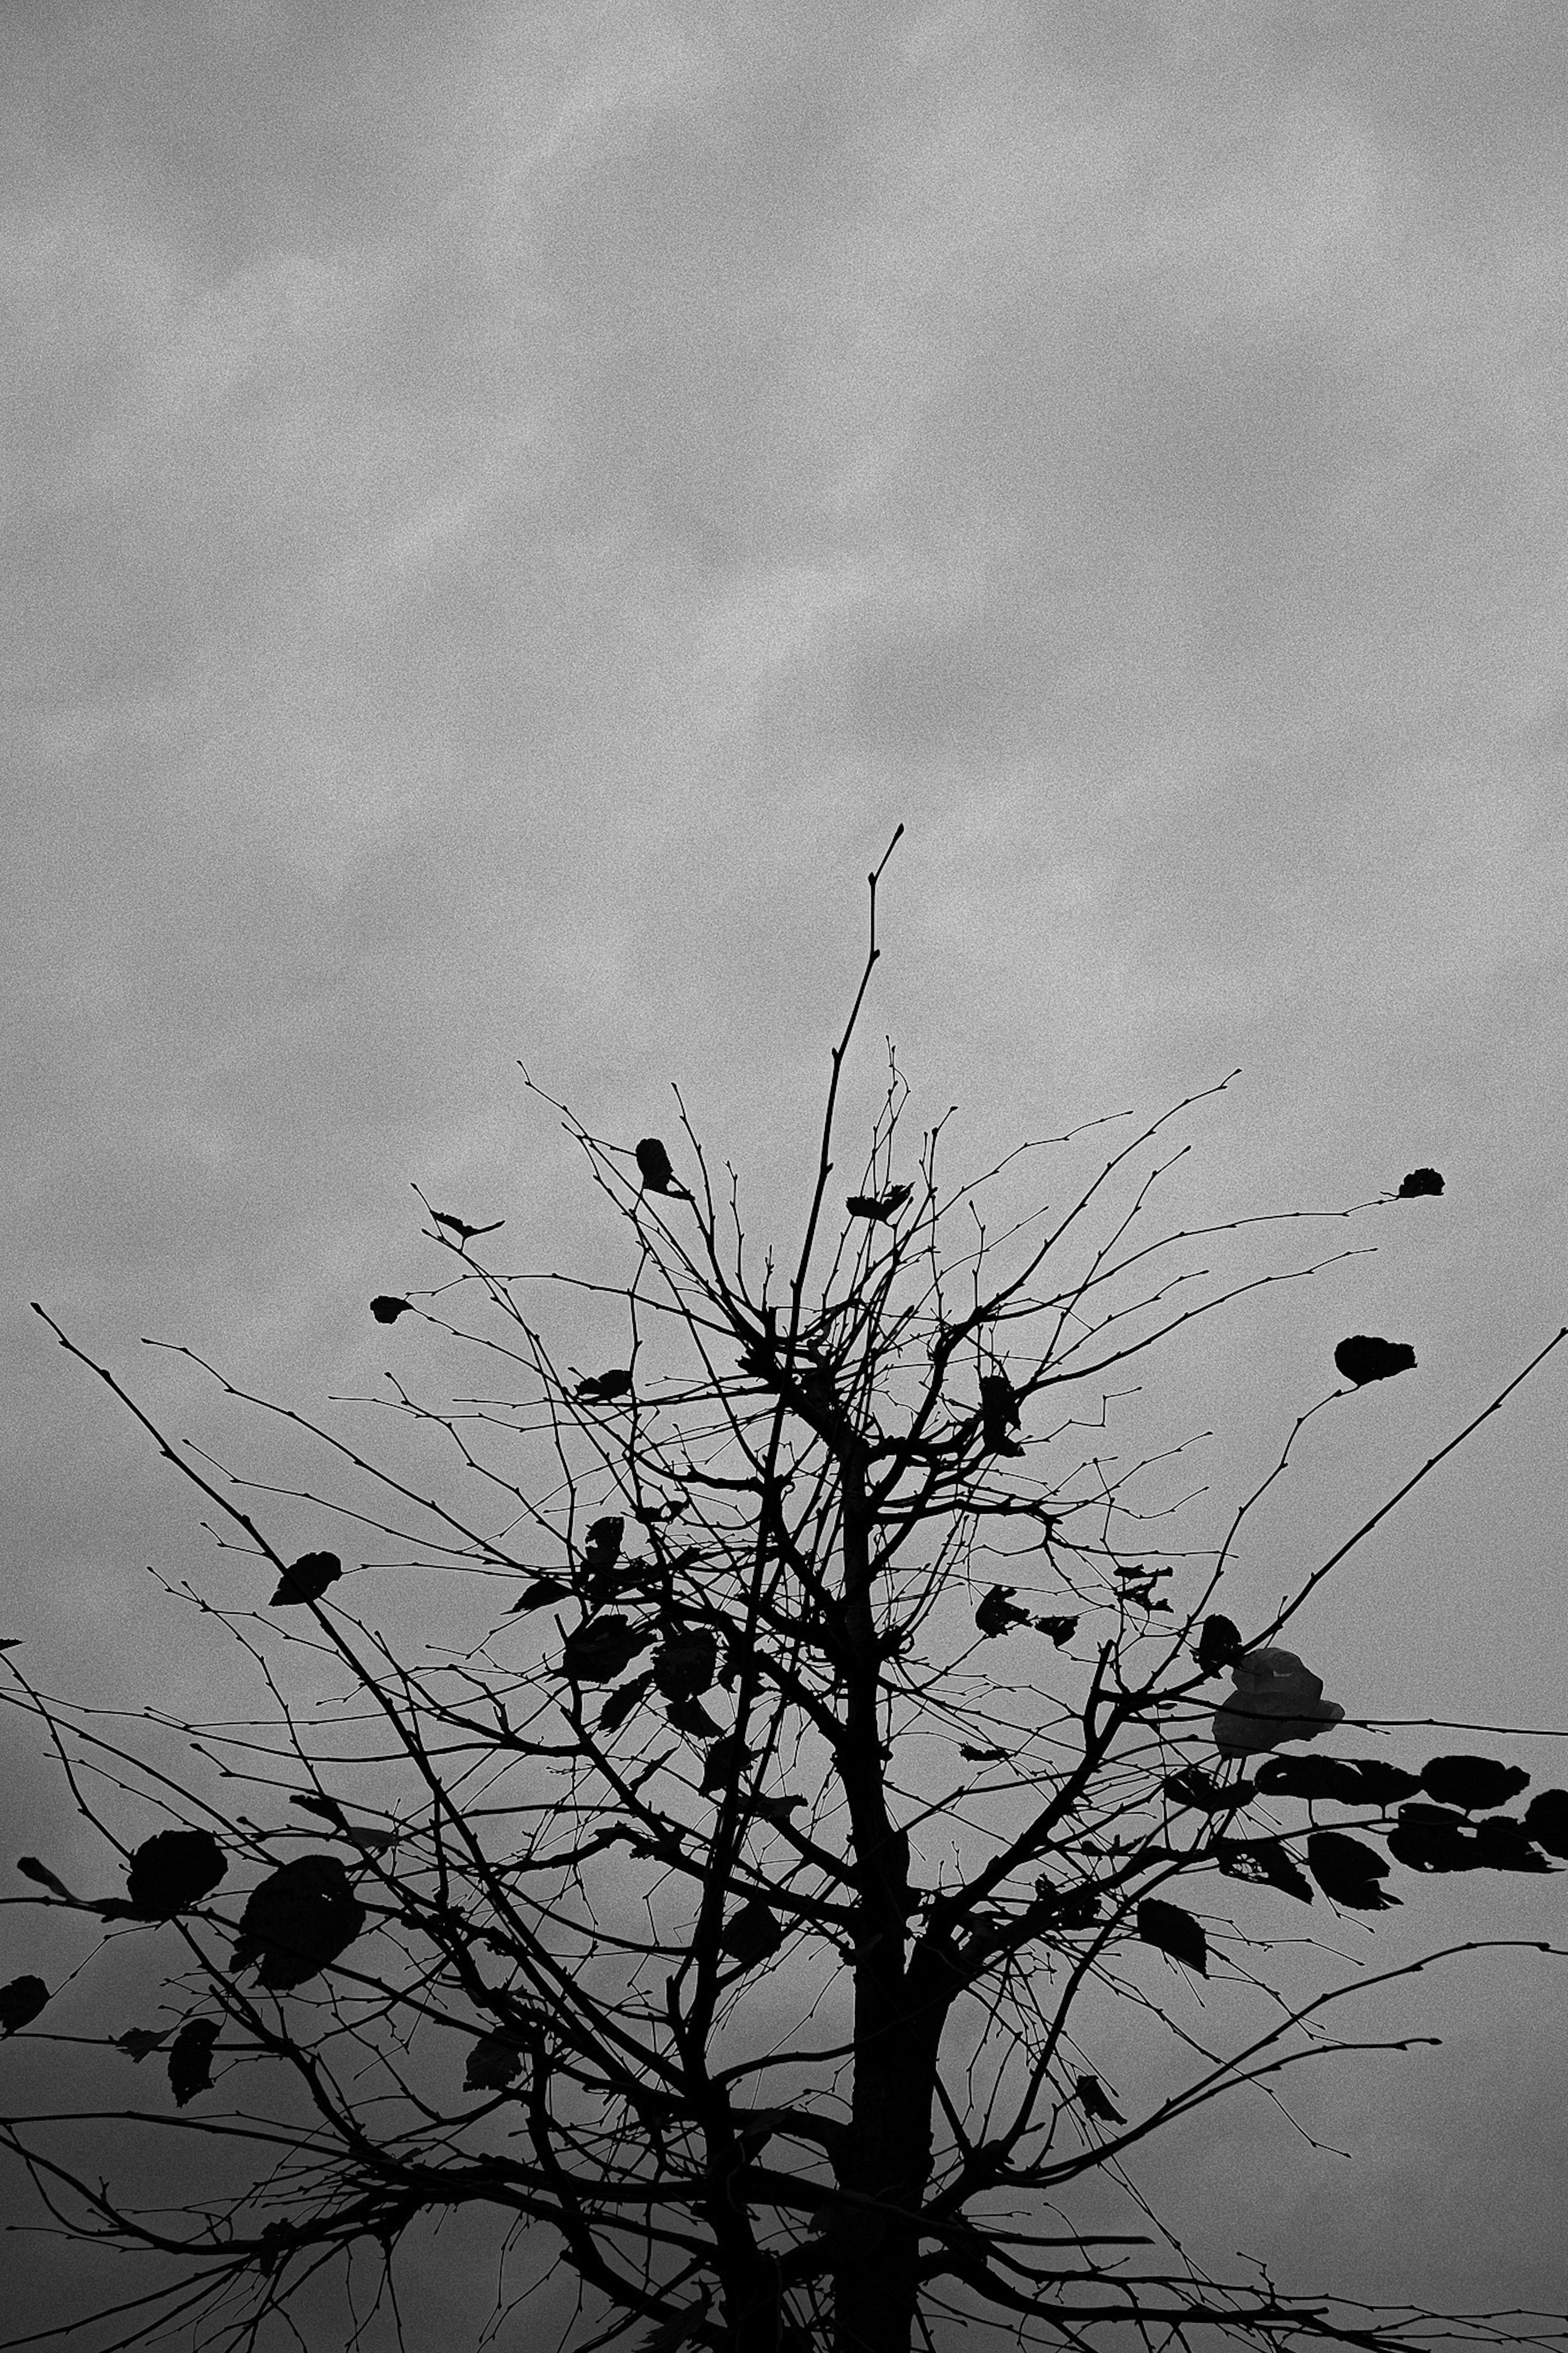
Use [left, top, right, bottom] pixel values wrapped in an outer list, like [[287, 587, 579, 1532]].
[[4, 834, 1568, 2353]]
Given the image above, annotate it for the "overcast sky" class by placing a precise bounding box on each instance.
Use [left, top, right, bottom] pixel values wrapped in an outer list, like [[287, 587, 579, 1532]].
[[5, 3, 1568, 2344]]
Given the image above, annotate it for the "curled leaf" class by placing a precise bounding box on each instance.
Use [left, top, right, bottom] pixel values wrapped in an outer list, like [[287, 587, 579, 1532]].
[[168, 2017, 220, 2106], [974, 1586, 1031, 1639], [16, 1856, 73, 1900], [464, 2031, 527, 2093], [1396, 1168, 1444, 1198], [370, 1296, 412, 1324]]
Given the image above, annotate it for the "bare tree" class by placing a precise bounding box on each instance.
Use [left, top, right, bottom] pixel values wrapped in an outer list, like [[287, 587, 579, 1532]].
[[5, 833, 1567, 2353]]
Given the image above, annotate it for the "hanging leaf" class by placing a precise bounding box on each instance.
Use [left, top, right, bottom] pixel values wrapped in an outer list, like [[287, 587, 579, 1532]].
[[16, 1856, 73, 1900], [701, 1733, 751, 1797], [269, 1551, 343, 1608], [1253, 1756, 1370, 1805], [291, 1793, 347, 1828], [115, 2026, 170, 2062], [599, 1672, 655, 1733], [1164, 1767, 1256, 1814], [719, 1900, 783, 1972], [653, 1628, 718, 1702], [168, 2018, 220, 2107], [1195, 1615, 1243, 1676], [1306, 1831, 1400, 1910], [974, 1586, 1031, 1639], [1333, 1334, 1417, 1387], [370, 1296, 412, 1324], [1524, 1789, 1568, 1860], [1396, 1168, 1444, 1198], [124, 1829, 226, 1920], [753, 1792, 806, 1828], [232, 1854, 365, 1989], [1418, 1755, 1531, 1813], [1136, 1899, 1207, 1976], [1074, 2072, 1125, 2124], [583, 1517, 625, 1568], [666, 1693, 722, 1739], [846, 1184, 912, 1222], [1035, 1883, 1101, 1930], [0, 1975, 50, 2034], [1212, 1839, 1314, 1904], [561, 1617, 655, 1686], [635, 1137, 684, 1195], [575, 1370, 634, 1404], [1341, 1759, 1425, 1807], [978, 1375, 1023, 1456], [1385, 1804, 1481, 1875], [511, 1575, 570, 1613], [1470, 1818, 1551, 1873], [1036, 1615, 1078, 1647], [464, 2031, 528, 2093], [1212, 1648, 1345, 1757]]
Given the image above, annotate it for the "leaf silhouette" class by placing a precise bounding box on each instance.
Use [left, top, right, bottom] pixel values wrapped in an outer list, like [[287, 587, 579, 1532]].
[[1386, 1803, 1481, 1875], [1306, 1831, 1400, 1910], [1212, 1839, 1315, 1903], [1470, 1817, 1551, 1873], [510, 1575, 571, 1613], [464, 2031, 527, 2093], [1074, 2072, 1125, 2124], [974, 1585, 1031, 1639], [0, 1975, 50, 2034], [1340, 1759, 1425, 1807], [846, 1184, 912, 1222], [599, 1672, 654, 1732], [1195, 1615, 1243, 1676], [575, 1369, 634, 1403], [1396, 1168, 1444, 1198], [561, 1617, 655, 1686], [124, 1829, 226, 1920], [635, 1138, 687, 1196], [1418, 1754, 1531, 1813], [700, 1732, 751, 1796], [978, 1374, 1024, 1457], [666, 1693, 722, 1739], [753, 1792, 806, 1827], [232, 1854, 365, 1989], [653, 1628, 718, 1702], [16, 1856, 74, 1900], [1164, 1767, 1256, 1814], [719, 1900, 783, 1971], [168, 2018, 220, 2107], [1523, 1789, 1568, 1860], [269, 1551, 343, 1607], [1212, 1648, 1345, 1757], [1334, 1334, 1417, 1387], [0, 1637, 22, 1653], [1253, 1756, 1373, 1806], [1137, 1898, 1207, 1975], [1036, 1884, 1100, 1929], [432, 1210, 504, 1242], [115, 2026, 170, 2062], [1036, 1615, 1078, 1646], [370, 1296, 412, 1324]]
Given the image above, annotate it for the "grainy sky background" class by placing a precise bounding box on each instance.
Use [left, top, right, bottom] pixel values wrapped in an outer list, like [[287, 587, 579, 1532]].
[[4, 2, 1568, 2344]]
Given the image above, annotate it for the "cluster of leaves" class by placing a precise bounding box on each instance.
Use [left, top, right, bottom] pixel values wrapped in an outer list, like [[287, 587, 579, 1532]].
[[2, 845, 1564, 2353]]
